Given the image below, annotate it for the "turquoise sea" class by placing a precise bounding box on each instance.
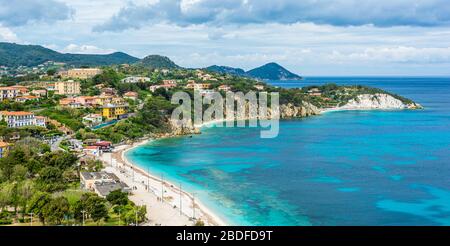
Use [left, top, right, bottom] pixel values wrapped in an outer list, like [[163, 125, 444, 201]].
[[126, 77, 450, 226]]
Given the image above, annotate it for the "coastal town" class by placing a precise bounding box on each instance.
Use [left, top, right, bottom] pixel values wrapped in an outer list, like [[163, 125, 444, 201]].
[[0, 60, 265, 226], [0, 52, 422, 226]]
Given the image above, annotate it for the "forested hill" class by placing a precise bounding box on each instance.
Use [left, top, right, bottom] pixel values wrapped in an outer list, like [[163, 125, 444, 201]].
[[0, 42, 140, 67], [206, 62, 302, 80]]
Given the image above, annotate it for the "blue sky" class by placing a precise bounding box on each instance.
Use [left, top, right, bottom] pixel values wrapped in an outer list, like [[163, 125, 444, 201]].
[[1, 0, 450, 76]]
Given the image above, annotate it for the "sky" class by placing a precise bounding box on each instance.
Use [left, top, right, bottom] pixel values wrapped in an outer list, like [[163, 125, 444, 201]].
[[1, 0, 450, 76]]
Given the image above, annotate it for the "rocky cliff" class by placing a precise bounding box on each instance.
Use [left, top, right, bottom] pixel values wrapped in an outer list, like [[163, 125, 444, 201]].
[[280, 102, 321, 118], [338, 94, 423, 110], [168, 93, 420, 135]]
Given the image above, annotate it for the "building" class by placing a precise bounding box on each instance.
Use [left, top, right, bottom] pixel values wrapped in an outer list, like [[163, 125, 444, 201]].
[[0, 142, 11, 158], [35, 116, 47, 127], [121, 76, 151, 83], [93, 141, 113, 152], [149, 84, 176, 92], [74, 96, 98, 107], [80, 171, 130, 198], [96, 95, 113, 106], [218, 85, 231, 92], [10, 86, 29, 95], [254, 85, 265, 91], [83, 146, 102, 158], [80, 171, 120, 190], [0, 111, 41, 128], [60, 68, 102, 79], [308, 88, 322, 96], [55, 80, 81, 95], [31, 89, 47, 97], [59, 98, 83, 108], [185, 82, 211, 90], [123, 91, 138, 100], [0, 87, 19, 100], [102, 103, 128, 120], [47, 83, 55, 91], [94, 181, 130, 198], [15, 95, 39, 103], [82, 114, 103, 126], [163, 79, 177, 86]]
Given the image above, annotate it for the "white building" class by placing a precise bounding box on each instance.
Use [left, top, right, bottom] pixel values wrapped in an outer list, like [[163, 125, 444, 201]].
[[121, 76, 151, 83], [82, 114, 103, 126], [0, 87, 19, 100], [0, 111, 46, 128], [35, 116, 47, 127]]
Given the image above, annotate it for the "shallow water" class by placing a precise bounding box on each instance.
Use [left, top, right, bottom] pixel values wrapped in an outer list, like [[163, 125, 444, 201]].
[[126, 77, 450, 225]]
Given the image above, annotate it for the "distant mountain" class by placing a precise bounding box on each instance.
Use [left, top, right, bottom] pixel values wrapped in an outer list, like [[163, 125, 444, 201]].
[[206, 62, 302, 80], [247, 63, 302, 80], [0, 42, 139, 67], [137, 55, 179, 69], [206, 65, 248, 77]]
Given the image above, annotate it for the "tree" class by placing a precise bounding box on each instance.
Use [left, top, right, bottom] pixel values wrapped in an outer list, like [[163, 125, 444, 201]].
[[28, 192, 51, 225], [72, 192, 98, 223], [122, 204, 146, 225], [106, 189, 129, 206], [93, 68, 120, 87], [17, 180, 34, 219], [46, 69, 57, 76], [39, 151, 78, 170], [74, 194, 109, 225], [87, 196, 109, 225], [42, 197, 70, 225], [194, 219, 205, 226], [37, 167, 65, 192]]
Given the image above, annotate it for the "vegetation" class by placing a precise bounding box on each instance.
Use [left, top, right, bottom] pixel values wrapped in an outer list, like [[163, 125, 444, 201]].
[[137, 55, 179, 69], [0, 140, 146, 226], [39, 107, 86, 131], [206, 65, 248, 77], [0, 42, 139, 67], [247, 62, 302, 80]]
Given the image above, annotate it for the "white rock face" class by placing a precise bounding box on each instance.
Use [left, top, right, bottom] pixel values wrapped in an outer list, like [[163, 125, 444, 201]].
[[338, 94, 421, 110]]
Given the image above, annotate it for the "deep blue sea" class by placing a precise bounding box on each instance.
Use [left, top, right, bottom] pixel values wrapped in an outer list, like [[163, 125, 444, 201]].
[[126, 77, 450, 225]]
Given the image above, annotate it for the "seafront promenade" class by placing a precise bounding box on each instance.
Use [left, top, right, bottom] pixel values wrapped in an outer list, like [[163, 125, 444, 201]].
[[99, 143, 226, 226]]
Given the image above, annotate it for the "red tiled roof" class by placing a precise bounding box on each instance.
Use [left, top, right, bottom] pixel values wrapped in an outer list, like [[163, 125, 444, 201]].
[[0, 111, 34, 116]]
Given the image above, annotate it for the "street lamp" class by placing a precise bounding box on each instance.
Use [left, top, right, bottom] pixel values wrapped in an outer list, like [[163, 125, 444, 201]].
[[118, 209, 121, 226], [135, 210, 138, 226], [81, 210, 86, 226], [29, 212, 33, 226], [192, 193, 197, 220]]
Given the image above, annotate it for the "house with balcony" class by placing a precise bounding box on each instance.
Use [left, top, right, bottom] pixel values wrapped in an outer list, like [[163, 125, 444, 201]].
[[102, 103, 128, 120]]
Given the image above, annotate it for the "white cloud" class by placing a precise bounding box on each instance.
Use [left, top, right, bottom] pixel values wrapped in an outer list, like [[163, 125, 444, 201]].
[[57, 44, 116, 54], [4, 1, 450, 75], [328, 46, 450, 64], [0, 25, 19, 42], [0, 0, 73, 27], [94, 0, 450, 32]]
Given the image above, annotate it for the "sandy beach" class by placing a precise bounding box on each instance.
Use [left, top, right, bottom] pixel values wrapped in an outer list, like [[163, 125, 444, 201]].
[[99, 138, 227, 226]]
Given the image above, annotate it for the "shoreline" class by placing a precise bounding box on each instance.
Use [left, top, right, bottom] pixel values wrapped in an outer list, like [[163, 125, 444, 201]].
[[99, 100, 422, 226], [101, 137, 228, 226]]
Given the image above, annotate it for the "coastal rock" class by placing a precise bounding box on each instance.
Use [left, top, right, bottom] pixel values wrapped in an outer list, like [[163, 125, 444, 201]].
[[280, 103, 320, 118], [169, 119, 200, 136], [340, 94, 422, 110]]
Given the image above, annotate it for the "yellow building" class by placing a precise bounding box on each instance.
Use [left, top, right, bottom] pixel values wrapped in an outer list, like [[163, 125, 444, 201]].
[[0, 141, 10, 158], [102, 104, 128, 120], [95, 95, 113, 106], [60, 68, 102, 79], [55, 80, 81, 95]]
